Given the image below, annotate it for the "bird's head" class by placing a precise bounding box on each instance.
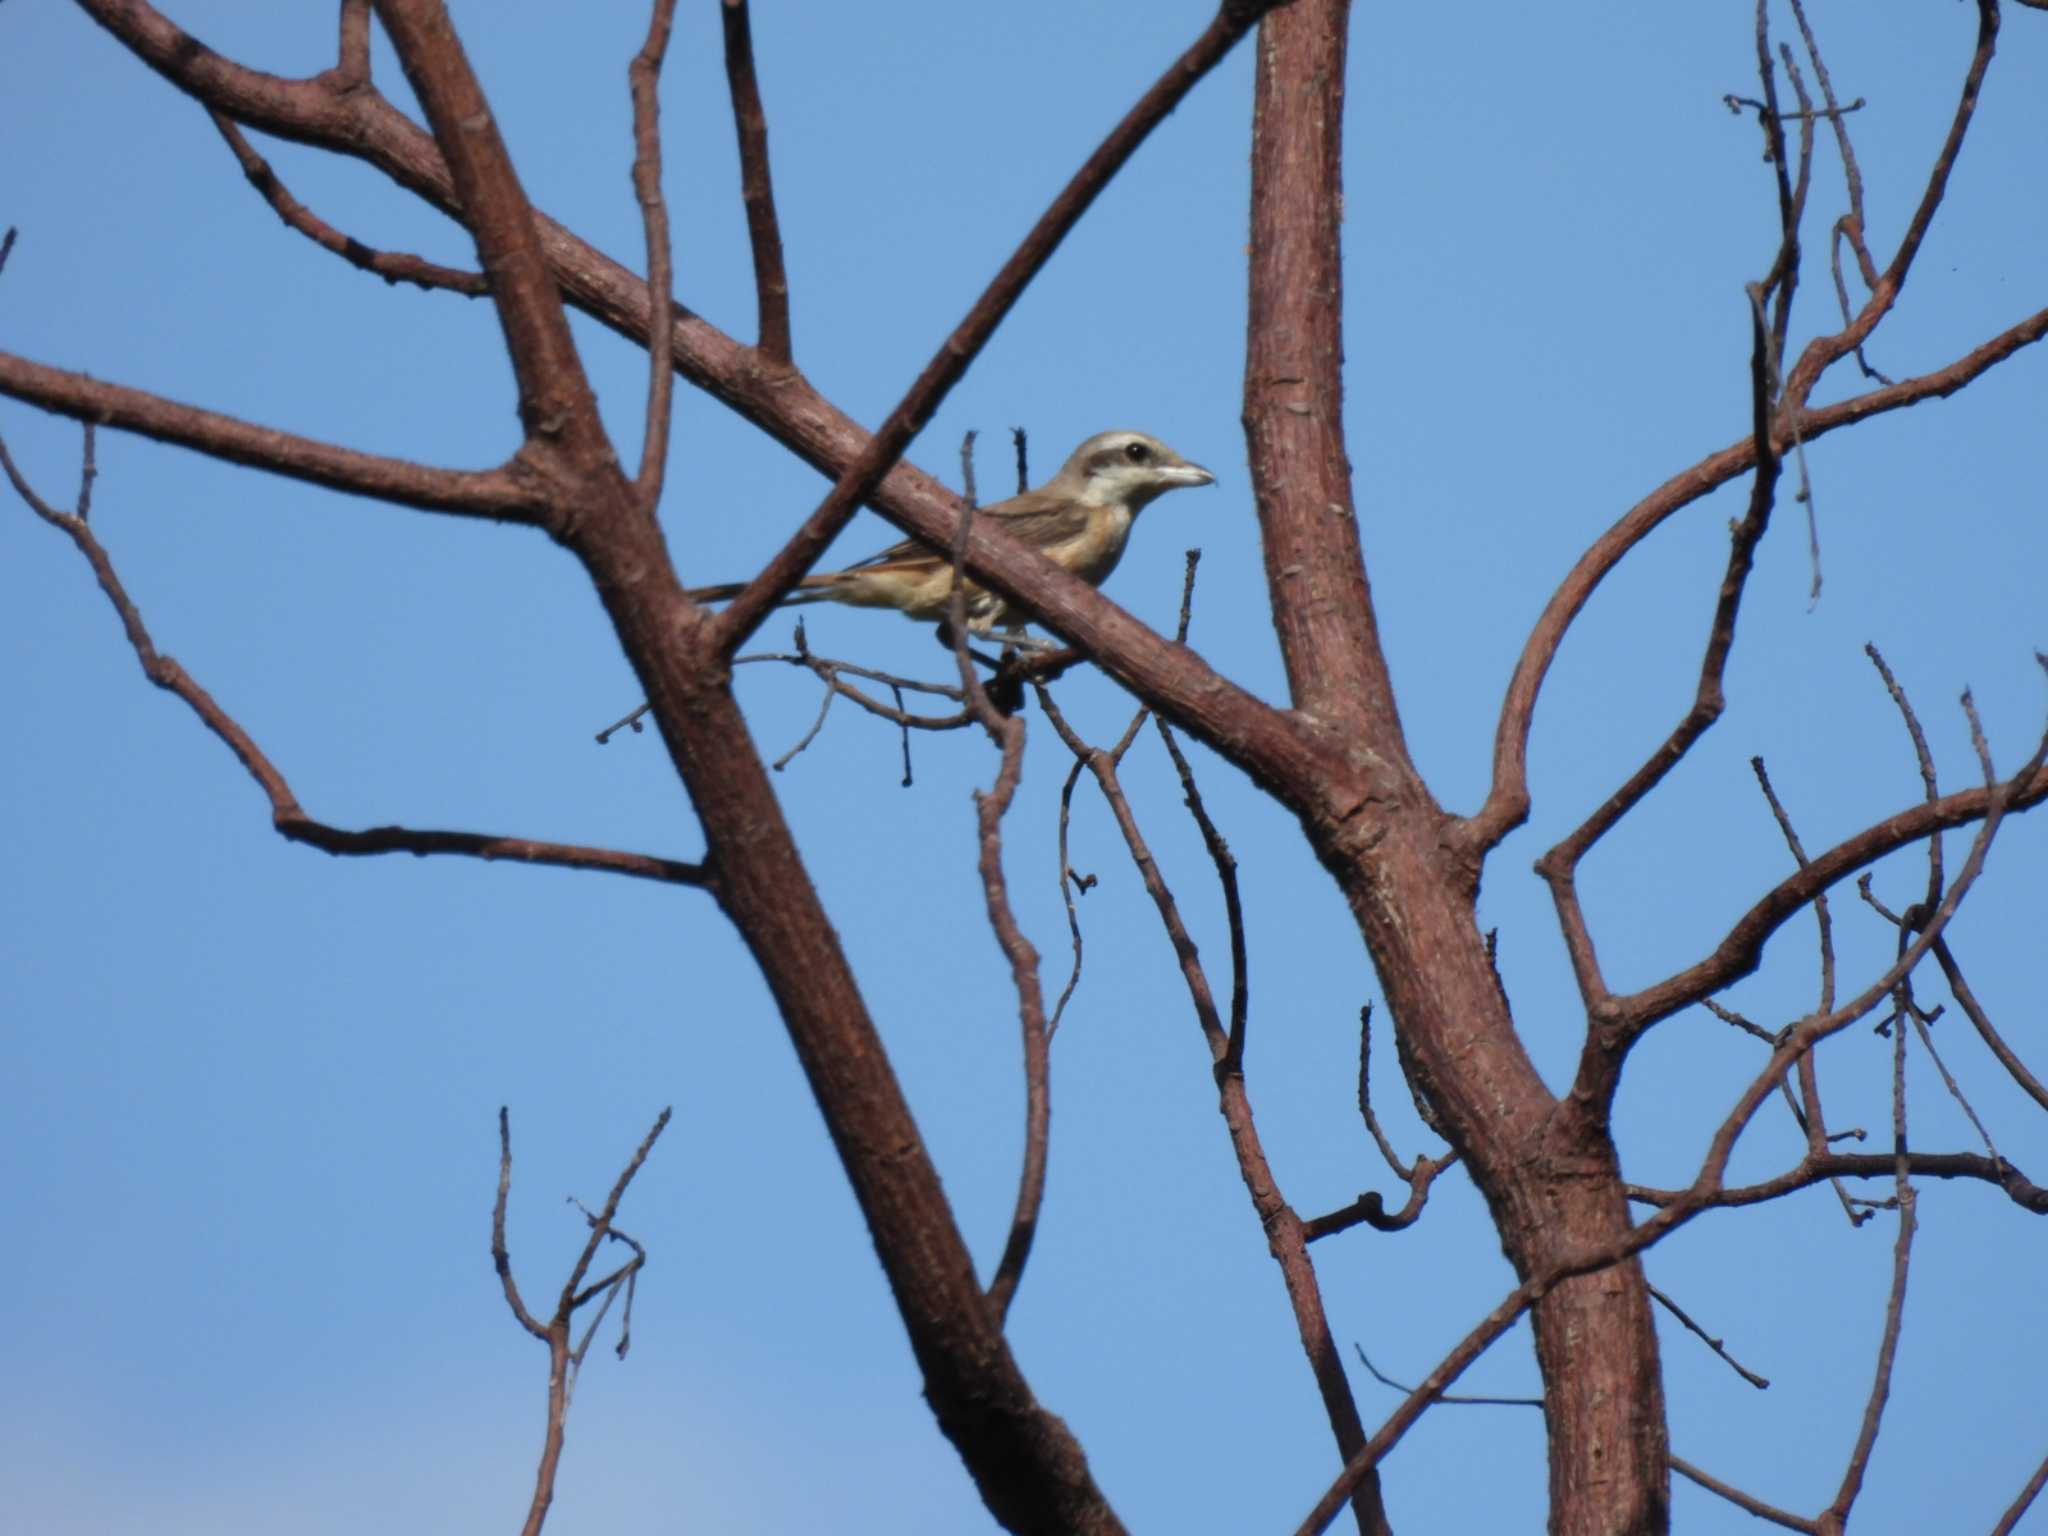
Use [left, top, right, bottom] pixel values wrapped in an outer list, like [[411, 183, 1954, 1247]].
[[1056, 430, 1215, 512]]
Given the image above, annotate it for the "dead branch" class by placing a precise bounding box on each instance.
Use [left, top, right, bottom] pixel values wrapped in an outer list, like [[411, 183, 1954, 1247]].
[[1670, 1457, 1819, 1533], [718, 0, 792, 364], [0, 352, 542, 521], [1648, 1284, 1770, 1391], [628, 0, 680, 511], [2, 430, 708, 890], [208, 108, 489, 293], [494, 1106, 672, 1536]]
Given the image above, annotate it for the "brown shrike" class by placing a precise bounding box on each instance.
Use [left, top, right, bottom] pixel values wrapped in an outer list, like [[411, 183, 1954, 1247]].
[[684, 431, 1214, 637]]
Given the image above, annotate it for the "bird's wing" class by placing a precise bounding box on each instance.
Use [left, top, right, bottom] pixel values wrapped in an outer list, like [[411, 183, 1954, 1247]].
[[983, 495, 1095, 552], [834, 489, 1091, 574]]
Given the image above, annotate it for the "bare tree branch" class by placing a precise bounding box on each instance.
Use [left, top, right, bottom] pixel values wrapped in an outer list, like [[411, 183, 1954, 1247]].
[[1670, 1457, 1819, 1533], [1933, 935, 2048, 1113], [1620, 674, 2048, 1032], [1467, 296, 2048, 851], [208, 108, 490, 293], [1821, 1003, 1918, 1533], [1626, 1150, 2045, 1215], [2, 430, 708, 889], [337, 0, 371, 85], [947, 476, 1054, 1329], [1035, 677, 1388, 1536], [1991, 1447, 2048, 1536], [1648, 1284, 1770, 1391], [718, 0, 791, 364], [629, 0, 680, 511], [0, 351, 543, 521], [495, 1106, 672, 1536], [1538, 286, 1784, 1036]]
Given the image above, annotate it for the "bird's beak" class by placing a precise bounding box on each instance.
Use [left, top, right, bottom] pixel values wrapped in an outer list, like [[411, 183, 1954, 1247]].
[[1171, 461, 1216, 488]]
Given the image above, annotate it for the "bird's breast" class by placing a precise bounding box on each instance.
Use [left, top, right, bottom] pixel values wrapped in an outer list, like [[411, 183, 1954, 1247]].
[[1056, 503, 1135, 585]]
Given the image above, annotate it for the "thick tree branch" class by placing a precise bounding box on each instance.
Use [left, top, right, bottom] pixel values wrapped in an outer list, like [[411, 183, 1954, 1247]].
[[0, 351, 544, 522], [374, 0, 620, 482], [326, 10, 1131, 1529], [1244, 0, 1402, 743]]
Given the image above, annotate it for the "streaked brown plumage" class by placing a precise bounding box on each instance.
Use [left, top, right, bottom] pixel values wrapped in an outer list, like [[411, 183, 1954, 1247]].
[[685, 430, 1214, 635]]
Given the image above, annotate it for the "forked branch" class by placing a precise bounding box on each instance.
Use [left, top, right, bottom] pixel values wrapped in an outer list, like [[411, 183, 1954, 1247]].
[[2, 430, 707, 890]]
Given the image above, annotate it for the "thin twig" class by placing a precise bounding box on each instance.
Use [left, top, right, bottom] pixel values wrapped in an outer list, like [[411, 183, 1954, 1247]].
[[1822, 989, 1917, 1530], [1351, 1343, 1538, 1408], [502, 1106, 670, 1536], [493, 1108, 547, 1340], [1355, 1004, 1414, 1181], [1865, 643, 1944, 903], [1471, 291, 2044, 857], [1033, 678, 1375, 1519], [599, 645, 977, 749], [1626, 1149, 2044, 1216], [1153, 716, 1247, 1069], [1908, 1005, 2001, 1163], [1990, 1446, 2048, 1536], [1545, 282, 1785, 1105], [555, 1108, 674, 1318], [1648, 1284, 1770, 1389], [1747, 755, 1851, 1205], [718, 0, 791, 363], [1670, 1457, 1820, 1532], [1933, 934, 2048, 1113], [946, 460, 1053, 1327], [1048, 758, 1089, 1035], [629, 0, 680, 511], [1616, 739, 2048, 1032], [208, 110, 489, 294]]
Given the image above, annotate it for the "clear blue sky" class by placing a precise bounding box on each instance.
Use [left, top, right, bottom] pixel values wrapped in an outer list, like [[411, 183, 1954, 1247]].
[[4, 3, 2045, 1532]]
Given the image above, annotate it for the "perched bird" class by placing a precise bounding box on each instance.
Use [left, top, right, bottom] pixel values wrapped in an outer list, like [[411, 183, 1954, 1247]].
[[685, 430, 1214, 637]]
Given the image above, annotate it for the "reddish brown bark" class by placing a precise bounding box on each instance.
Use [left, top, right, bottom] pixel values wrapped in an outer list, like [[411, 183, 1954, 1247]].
[[367, 4, 1128, 1529], [11, 5, 2045, 1534], [1244, 3, 1669, 1529]]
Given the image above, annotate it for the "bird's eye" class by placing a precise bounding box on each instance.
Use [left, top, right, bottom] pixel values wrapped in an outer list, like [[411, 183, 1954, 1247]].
[[1123, 441, 1152, 463]]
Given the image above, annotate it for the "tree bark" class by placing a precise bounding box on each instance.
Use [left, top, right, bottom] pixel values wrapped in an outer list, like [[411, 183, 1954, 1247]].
[[1317, 805, 1671, 1535], [1244, 0, 1672, 1523]]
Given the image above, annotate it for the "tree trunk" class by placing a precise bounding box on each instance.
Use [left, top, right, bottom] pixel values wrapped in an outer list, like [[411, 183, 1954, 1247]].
[[1316, 803, 1671, 1534]]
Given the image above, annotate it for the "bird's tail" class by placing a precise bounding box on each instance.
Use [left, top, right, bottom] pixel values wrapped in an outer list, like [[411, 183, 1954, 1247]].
[[683, 575, 839, 608]]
